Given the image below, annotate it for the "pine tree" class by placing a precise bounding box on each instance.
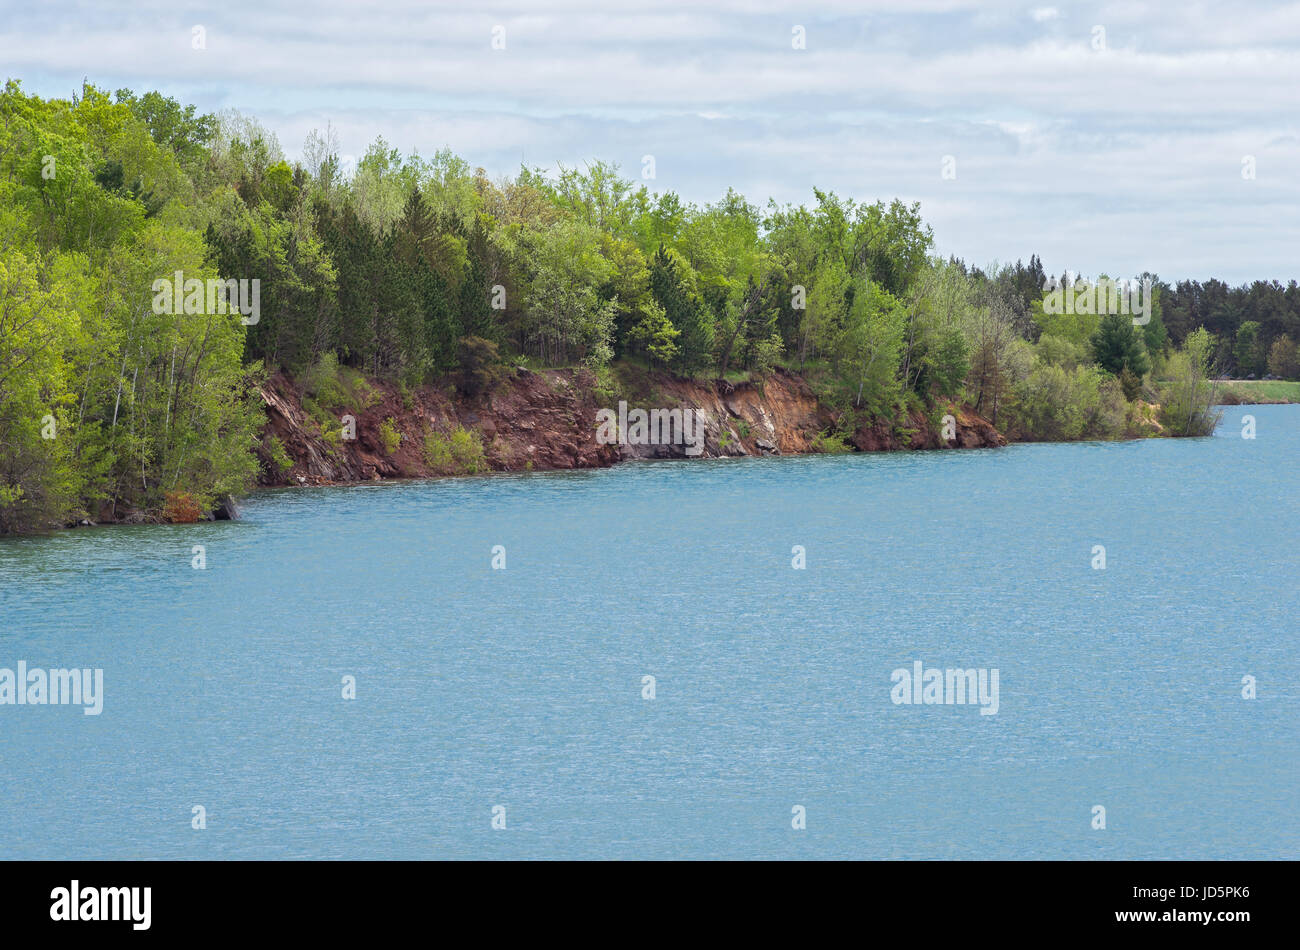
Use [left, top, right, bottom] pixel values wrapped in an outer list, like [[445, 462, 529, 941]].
[[1090, 311, 1151, 382], [649, 245, 712, 374]]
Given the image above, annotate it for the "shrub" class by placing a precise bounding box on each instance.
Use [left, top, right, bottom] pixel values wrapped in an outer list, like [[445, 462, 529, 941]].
[[162, 490, 205, 524], [749, 332, 784, 378], [302, 395, 342, 446], [1159, 329, 1222, 436], [379, 418, 401, 455], [811, 429, 853, 454], [591, 365, 622, 407], [1007, 362, 1126, 441], [455, 336, 508, 397], [300, 353, 349, 409], [300, 353, 379, 412], [1118, 366, 1143, 402], [266, 435, 293, 475], [423, 426, 488, 475]]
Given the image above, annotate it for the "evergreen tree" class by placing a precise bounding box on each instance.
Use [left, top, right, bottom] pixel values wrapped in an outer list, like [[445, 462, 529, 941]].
[[649, 245, 712, 374], [1090, 311, 1151, 382]]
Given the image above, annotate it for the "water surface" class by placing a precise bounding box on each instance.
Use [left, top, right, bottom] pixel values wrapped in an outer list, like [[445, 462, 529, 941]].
[[1, 406, 1297, 858]]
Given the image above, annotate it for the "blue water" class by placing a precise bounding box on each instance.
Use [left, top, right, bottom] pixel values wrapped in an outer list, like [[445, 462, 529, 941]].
[[1, 406, 1297, 859]]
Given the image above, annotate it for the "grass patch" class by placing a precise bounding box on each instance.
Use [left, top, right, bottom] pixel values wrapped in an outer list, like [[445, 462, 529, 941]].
[[1216, 379, 1300, 404]]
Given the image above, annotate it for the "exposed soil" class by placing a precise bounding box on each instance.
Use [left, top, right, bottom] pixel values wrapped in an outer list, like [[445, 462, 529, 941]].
[[254, 365, 1007, 488]]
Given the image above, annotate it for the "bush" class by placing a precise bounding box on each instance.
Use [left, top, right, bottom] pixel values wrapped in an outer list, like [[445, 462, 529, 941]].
[[1006, 362, 1125, 441], [1035, 333, 1088, 370], [455, 336, 508, 397], [379, 417, 401, 455], [749, 332, 784, 378], [591, 365, 622, 407], [423, 426, 488, 475], [302, 395, 342, 446], [162, 490, 205, 524], [300, 353, 379, 411], [811, 429, 853, 453], [266, 435, 294, 474], [1159, 329, 1222, 436], [1118, 366, 1143, 402]]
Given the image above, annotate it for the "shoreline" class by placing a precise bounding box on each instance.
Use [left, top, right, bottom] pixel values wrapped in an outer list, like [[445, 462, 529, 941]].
[[1212, 378, 1300, 405], [251, 364, 1006, 490], [13, 372, 1294, 536]]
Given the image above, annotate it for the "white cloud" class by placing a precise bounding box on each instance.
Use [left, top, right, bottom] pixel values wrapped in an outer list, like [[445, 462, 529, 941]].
[[1, 0, 1295, 282]]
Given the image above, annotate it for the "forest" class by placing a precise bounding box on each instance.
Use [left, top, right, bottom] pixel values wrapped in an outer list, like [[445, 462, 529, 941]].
[[2, 80, 1294, 533]]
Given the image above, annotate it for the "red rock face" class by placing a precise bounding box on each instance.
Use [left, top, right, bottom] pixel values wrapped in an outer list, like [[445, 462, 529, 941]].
[[255, 366, 1006, 487]]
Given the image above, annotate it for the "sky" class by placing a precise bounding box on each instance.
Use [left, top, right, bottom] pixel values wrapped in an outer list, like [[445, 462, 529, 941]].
[[2, 0, 1297, 284]]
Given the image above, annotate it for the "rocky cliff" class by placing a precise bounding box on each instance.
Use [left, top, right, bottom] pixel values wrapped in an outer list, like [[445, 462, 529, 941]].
[[255, 366, 1006, 487]]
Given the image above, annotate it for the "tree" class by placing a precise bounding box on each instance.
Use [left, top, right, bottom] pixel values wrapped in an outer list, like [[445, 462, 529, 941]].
[[1267, 334, 1299, 379], [1234, 320, 1265, 377], [113, 89, 216, 172], [628, 300, 679, 367], [518, 218, 615, 366], [1090, 311, 1151, 385], [833, 279, 906, 413], [455, 336, 506, 397], [1160, 328, 1221, 436], [966, 296, 1025, 426], [0, 236, 83, 532], [649, 245, 712, 374], [0, 83, 260, 532]]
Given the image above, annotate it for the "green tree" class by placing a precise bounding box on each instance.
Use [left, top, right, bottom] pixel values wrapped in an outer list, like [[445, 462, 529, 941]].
[[1234, 320, 1265, 376], [1090, 311, 1151, 384], [1160, 328, 1222, 436], [649, 245, 712, 374], [1267, 333, 1299, 379]]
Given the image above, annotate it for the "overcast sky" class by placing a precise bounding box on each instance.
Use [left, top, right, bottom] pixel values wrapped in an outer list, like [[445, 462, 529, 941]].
[[3, 0, 1297, 283]]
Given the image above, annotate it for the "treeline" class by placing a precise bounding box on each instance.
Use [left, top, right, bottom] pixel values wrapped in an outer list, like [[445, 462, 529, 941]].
[[0, 80, 1255, 532], [1160, 280, 1300, 379], [1, 82, 260, 534]]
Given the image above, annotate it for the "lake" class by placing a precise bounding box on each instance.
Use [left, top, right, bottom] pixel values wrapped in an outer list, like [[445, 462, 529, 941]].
[[1, 405, 1296, 859]]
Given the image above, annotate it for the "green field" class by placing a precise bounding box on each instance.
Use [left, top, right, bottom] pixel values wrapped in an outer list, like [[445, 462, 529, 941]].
[[1215, 379, 1300, 404]]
